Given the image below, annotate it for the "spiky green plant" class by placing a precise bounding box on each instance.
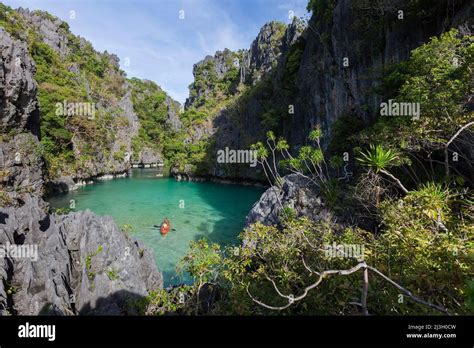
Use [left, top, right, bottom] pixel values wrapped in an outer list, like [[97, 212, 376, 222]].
[[356, 144, 399, 173], [357, 144, 408, 193]]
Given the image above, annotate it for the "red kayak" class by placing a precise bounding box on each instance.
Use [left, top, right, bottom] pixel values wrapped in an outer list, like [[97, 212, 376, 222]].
[[160, 222, 170, 235]]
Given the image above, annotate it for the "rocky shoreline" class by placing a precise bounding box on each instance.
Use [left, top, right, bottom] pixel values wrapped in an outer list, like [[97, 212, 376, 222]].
[[44, 171, 130, 195], [173, 171, 268, 187]]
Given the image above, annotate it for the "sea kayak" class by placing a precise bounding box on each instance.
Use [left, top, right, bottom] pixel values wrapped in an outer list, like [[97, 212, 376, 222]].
[[160, 222, 170, 235]]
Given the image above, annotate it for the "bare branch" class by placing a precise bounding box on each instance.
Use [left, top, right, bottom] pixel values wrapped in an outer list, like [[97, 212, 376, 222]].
[[265, 276, 292, 300], [248, 262, 367, 310], [361, 267, 369, 315], [380, 169, 409, 194], [246, 285, 293, 311], [366, 265, 448, 314], [445, 121, 474, 181], [301, 255, 320, 275], [248, 262, 449, 314]]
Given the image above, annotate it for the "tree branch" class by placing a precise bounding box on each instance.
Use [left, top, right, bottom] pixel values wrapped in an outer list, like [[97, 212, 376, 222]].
[[248, 262, 449, 314], [445, 121, 474, 181]]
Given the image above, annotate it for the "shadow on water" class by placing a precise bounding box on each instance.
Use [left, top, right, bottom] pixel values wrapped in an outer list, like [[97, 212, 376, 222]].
[[189, 180, 265, 245]]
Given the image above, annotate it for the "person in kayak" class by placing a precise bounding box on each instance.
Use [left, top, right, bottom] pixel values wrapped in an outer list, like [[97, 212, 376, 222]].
[[160, 218, 171, 235]]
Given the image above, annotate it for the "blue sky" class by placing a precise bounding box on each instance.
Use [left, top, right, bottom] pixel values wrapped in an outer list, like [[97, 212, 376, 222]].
[[3, 0, 309, 103]]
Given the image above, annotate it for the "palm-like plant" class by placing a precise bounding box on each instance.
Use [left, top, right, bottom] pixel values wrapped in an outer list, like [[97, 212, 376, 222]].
[[357, 144, 408, 194], [356, 144, 399, 173]]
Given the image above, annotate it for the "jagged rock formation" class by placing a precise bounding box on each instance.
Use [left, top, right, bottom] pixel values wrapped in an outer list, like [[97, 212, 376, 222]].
[[6, 8, 140, 186], [0, 28, 43, 204], [185, 20, 304, 110], [165, 95, 182, 131], [185, 48, 237, 109], [175, 19, 305, 181], [247, 21, 294, 82], [0, 28, 39, 134], [128, 78, 181, 166], [0, 196, 162, 315], [245, 174, 330, 227], [136, 147, 162, 165], [244, 1, 473, 227], [17, 8, 70, 57], [0, 26, 162, 316]]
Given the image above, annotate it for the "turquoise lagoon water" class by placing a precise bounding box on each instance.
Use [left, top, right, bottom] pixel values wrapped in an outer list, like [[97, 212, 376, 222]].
[[47, 169, 264, 287]]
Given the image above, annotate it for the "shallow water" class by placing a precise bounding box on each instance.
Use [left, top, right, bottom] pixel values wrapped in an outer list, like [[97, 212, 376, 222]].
[[47, 169, 264, 286]]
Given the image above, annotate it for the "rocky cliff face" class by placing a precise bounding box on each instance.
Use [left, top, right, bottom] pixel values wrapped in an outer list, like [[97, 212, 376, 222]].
[[185, 20, 303, 111], [0, 27, 43, 204], [179, 0, 472, 182], [17, 8, 70, 57], [177, 19, 305, 181], [244, 0, 473, 227], [0, 27, 39, 134], [185, 48, 237, 110], [247, 21, 294, 82], [10, 8, 139, 187], [0, 26, 163, 316], [165, 95, 182, 131], [284, 0, 474, 148]]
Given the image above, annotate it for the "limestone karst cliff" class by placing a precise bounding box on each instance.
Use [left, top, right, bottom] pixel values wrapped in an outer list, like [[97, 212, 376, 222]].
[[1, 4, 181, 192], [171, 0, 473, 182]]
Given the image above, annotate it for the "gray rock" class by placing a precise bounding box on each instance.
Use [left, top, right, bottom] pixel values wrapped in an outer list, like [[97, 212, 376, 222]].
[[181, 1, 472, 183], [0, 28, 39, 135], [248, 21, 287, 81], [138, 146, 162, 164], [245, 174, 330, 227], [0, 133, 44, 200], [288, 0, 474, 148], [17, 8, 70, 57], [165, 95, 182, 131], [0, 29, 43, 202], [177, 20, 305, 181], [68, 82, 139, 182], [185, 48, 237, 109], [0, 196, 162, 315], [0, 22, 163, 317]]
